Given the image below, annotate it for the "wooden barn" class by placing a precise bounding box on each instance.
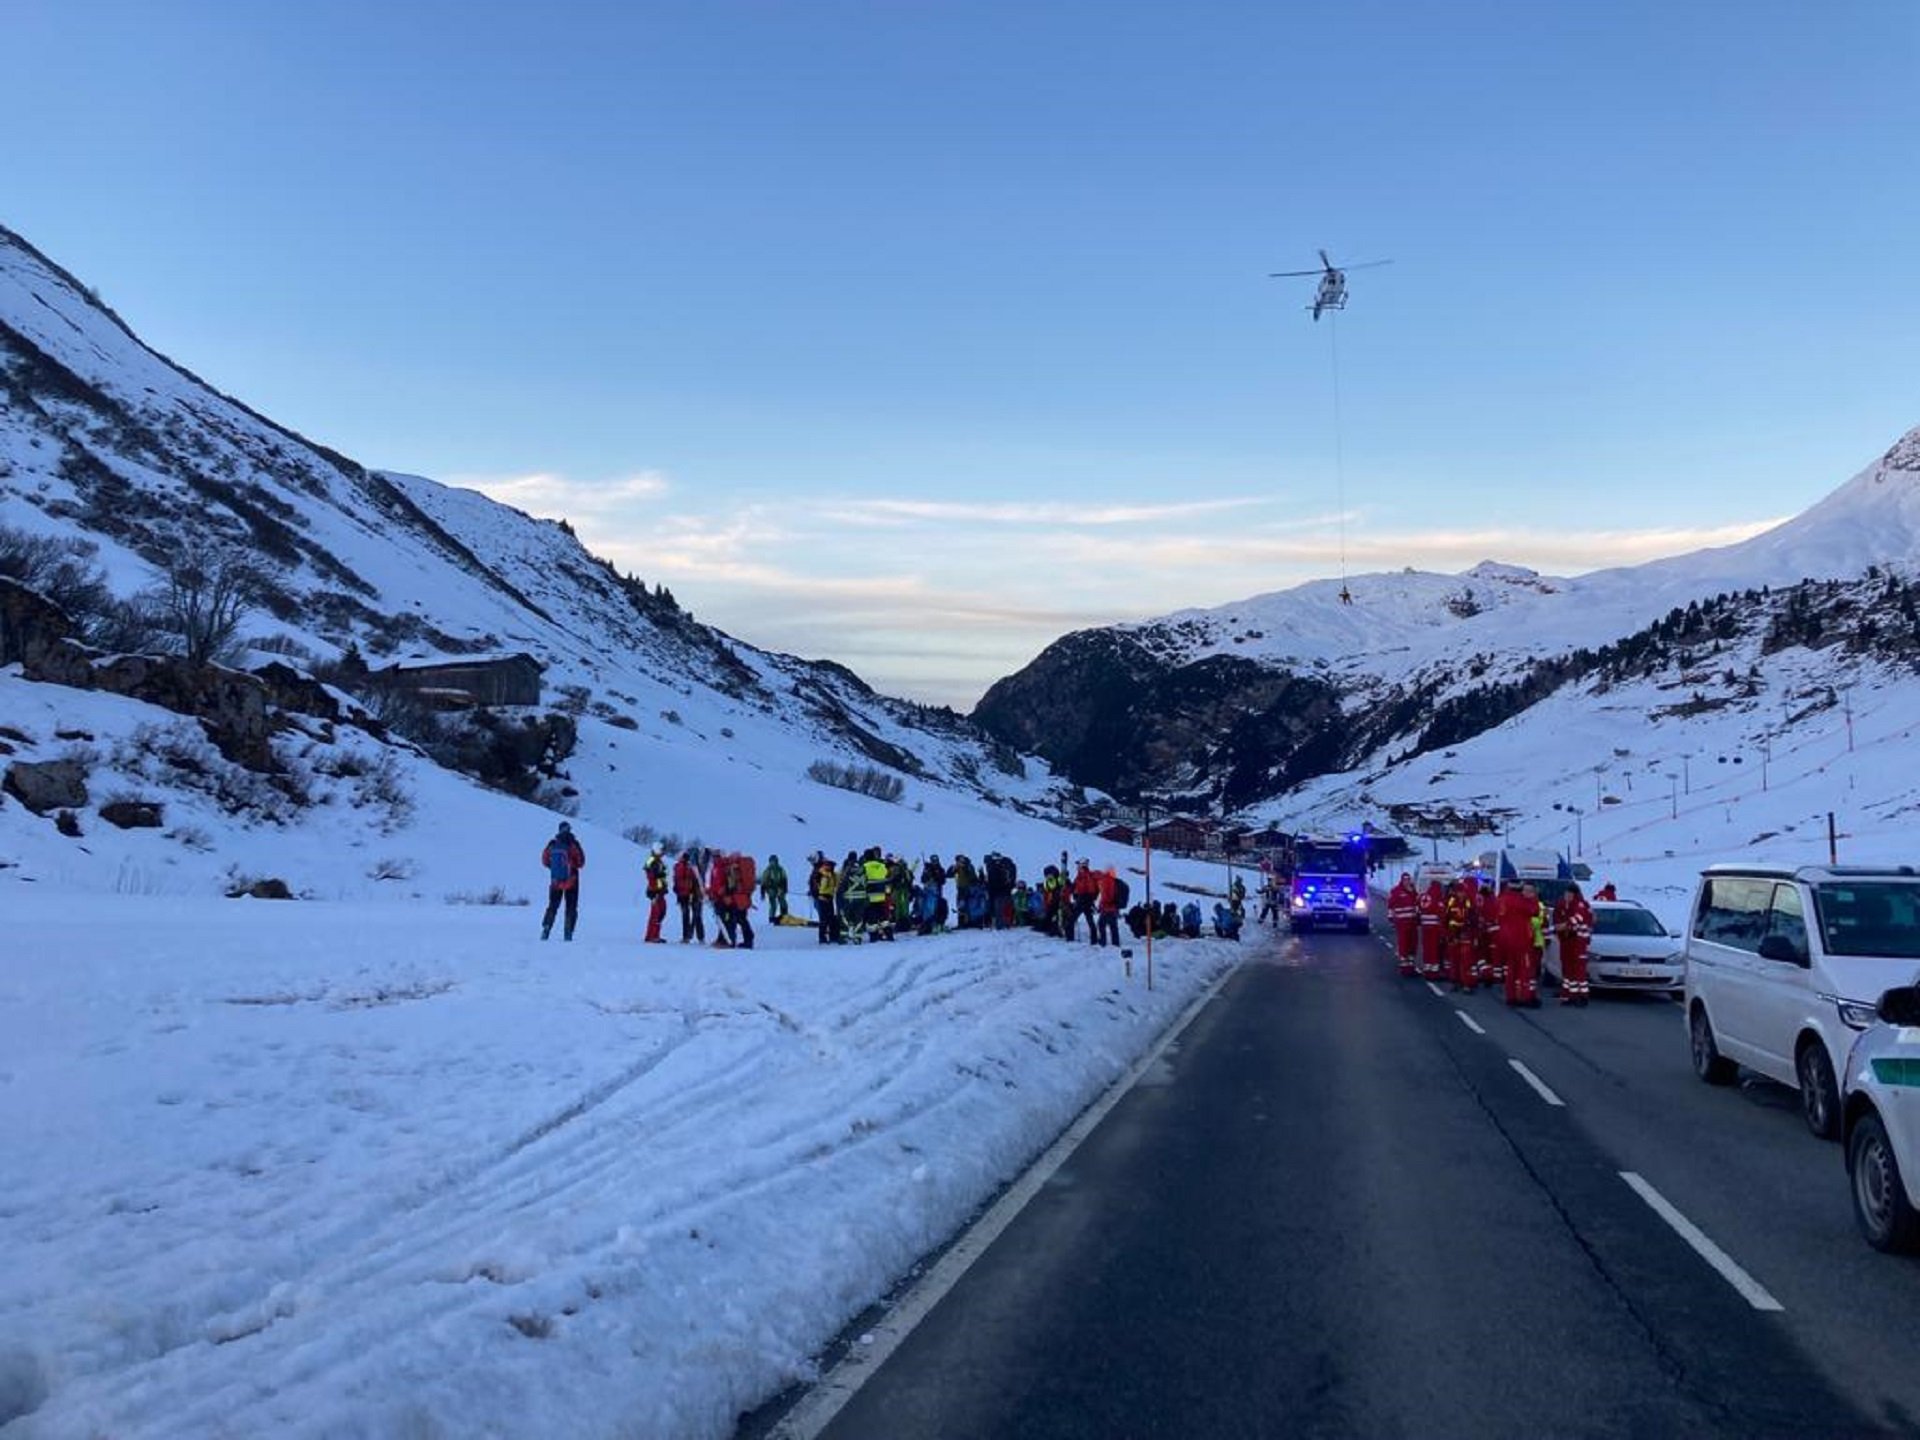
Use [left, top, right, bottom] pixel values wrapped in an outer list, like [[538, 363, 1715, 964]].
[[1144, 817, 1211, 855]]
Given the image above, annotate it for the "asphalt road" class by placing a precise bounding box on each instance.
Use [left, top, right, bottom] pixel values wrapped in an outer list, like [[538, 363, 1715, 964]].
[[770, 921, 1920, 1440]]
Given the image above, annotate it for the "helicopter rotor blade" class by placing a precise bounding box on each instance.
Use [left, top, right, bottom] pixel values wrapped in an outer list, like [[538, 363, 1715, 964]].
[[1318, 248, 1333, 270], [1341, 260, 1394, 270], [1268, 269, 1323, 277]]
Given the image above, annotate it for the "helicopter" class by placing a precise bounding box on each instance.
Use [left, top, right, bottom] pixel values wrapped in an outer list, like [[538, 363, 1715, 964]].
[[1269, 249, 1393, 321]]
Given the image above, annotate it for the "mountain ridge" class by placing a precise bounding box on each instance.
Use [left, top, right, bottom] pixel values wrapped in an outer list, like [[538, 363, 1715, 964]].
[[974, 426, 1920, 810]]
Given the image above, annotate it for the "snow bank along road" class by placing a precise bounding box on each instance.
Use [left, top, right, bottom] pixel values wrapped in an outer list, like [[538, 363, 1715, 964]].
[[777, 922, 1920, 1440], [0, 892, 1234, 1438]]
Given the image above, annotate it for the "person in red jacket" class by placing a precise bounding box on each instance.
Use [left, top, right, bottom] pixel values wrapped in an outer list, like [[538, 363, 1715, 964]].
[[706, 852, 736, 948], [673, 851, 706, 944], [1418, 880, 1446, 979], [1496, 881, 1544, 1007], [1446, 879, 1480, 992], [1387, 872, 1420, 975], [707, 853, 757, 949], [642, 843, 669, 944], [1477, 880, 1500, 988], [726, 854, 757, 950], [1068, 859, 1100, 943], [1555, 884, 1595, 1006], [539, 821, 585, 942], [1094, 867, 1123, 948]]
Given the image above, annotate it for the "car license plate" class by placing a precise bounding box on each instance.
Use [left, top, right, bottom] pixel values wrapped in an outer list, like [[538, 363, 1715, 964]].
[[1624, 966, 1658, 978]]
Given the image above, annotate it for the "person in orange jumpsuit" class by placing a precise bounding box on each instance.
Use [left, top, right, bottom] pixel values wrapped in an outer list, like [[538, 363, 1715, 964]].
[[1388, 872, 1420, 975], [1555, 884, 1595, 1006], [1477, 879, 1500, 988], [1418, 880, 1447, 979], [1496, 881, 1544, 1007], [1446, 879, 1481, 992]]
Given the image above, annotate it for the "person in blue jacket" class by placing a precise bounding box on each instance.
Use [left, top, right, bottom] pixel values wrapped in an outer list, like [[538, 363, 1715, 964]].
[[540, 821, 585, 941]]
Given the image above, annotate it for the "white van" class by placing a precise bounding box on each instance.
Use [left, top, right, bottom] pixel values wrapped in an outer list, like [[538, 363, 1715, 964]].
[[1684, 863, 1920, 1139]]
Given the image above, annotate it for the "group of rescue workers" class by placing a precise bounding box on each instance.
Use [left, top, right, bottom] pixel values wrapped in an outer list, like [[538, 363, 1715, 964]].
[[538, 821, 1246, 948], [1382, 872, 1604, 1008]]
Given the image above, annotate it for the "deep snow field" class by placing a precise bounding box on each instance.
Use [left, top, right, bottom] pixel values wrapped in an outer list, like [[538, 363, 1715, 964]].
[[0, 888, 1236, 1438]]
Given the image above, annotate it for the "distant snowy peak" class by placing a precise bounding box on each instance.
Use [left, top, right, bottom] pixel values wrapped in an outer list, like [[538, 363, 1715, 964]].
[[1783, 424, 1920, 553], [1129, 558, 1564, 670]]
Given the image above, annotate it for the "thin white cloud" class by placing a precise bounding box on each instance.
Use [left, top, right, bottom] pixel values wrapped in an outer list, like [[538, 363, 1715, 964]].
[[453, 470, 672, 519], [1041, 519, 1786, 575], [816, 496, 1269, 528]]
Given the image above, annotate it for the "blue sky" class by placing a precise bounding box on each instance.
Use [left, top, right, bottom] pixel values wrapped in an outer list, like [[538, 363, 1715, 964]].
[[6, 0, 1917, 706]]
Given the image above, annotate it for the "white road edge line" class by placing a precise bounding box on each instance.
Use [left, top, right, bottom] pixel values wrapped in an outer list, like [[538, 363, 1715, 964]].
[[1425, 981, 1445, 999], [1455, 1010, 1487, 1035], [1508, 1058, 1566, 1107], [768, 961, 1242, 1440], [1620, 1171, 1785, 1312]]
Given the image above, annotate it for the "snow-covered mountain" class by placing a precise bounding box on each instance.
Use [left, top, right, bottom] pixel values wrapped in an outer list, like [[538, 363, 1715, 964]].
[[974, 426, 1920, 813], [0, 224, 1073, 895]]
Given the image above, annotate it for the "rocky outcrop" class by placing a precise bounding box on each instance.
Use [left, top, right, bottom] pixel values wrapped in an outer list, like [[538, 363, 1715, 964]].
[[99, 799, 164, 829], [90, 654, 273, 770], [3, 759, 89, 814], [0, 577, 90, 686], [971, 628, 1346, 809]]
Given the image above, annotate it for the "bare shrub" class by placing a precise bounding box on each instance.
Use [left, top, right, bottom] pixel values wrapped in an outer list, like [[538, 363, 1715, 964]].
[[446, 887, 529, 906], [154, 537, 263, 666], [0, 523, 111, 633], [806, 758, 905, 803], [367, 856, 417, 881], [115, 721, 302, 824]]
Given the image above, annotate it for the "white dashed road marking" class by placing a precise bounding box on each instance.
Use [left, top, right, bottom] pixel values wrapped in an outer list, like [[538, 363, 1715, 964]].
[[1620, 1171, 1785, 1312], [1425, 981, 1445, 999], [1508, 1058, 1566, 1107], [1455, 1010, 1487, 1036]]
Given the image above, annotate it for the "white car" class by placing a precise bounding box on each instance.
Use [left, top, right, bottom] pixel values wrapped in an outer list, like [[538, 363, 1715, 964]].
[[1842, 983, 1920, 1252], [1685, 863, 1920, 1140], [1543, 899, 1683, 994]]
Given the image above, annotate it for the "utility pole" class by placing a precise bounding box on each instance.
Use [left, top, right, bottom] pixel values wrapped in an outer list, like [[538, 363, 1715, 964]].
[[1845, 690, 1855, 753], [1666, 774, 1678, 819], [1141, 798, 1154, 991], [1682, 754, 1691, 795]]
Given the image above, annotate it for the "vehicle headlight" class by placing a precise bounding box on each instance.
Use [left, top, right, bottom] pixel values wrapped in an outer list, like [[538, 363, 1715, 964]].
[[1354, 897, 1368, 912], [1837, 998, 1879, 1031], [1291, 894, 1307, 909]]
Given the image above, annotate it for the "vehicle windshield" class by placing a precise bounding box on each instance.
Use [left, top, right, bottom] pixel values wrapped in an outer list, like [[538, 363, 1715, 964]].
[[1296, 844, 1360, 872], [1592, 907, 1667, 937], [1812, 881, 1920, 958]]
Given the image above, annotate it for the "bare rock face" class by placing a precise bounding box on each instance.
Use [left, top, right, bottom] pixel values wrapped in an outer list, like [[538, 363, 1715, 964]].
[[971, 628, 1346, 809], [99, 799, 164, 829], [89, 655, 273, 770], [228, 877, 293, 900], [3, 759, 89, 814], [0, 577, 93, 688]]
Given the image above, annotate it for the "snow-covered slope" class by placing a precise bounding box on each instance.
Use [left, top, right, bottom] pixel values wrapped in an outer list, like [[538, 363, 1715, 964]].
[[0, 223, 1066, 896]]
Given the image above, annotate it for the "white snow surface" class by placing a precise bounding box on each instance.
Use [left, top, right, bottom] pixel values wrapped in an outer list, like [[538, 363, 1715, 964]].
[[1, 885, 1233, 1439]]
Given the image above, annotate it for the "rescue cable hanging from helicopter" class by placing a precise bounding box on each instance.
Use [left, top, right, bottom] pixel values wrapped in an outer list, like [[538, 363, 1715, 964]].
[[1269, 251, 1392, 605]]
